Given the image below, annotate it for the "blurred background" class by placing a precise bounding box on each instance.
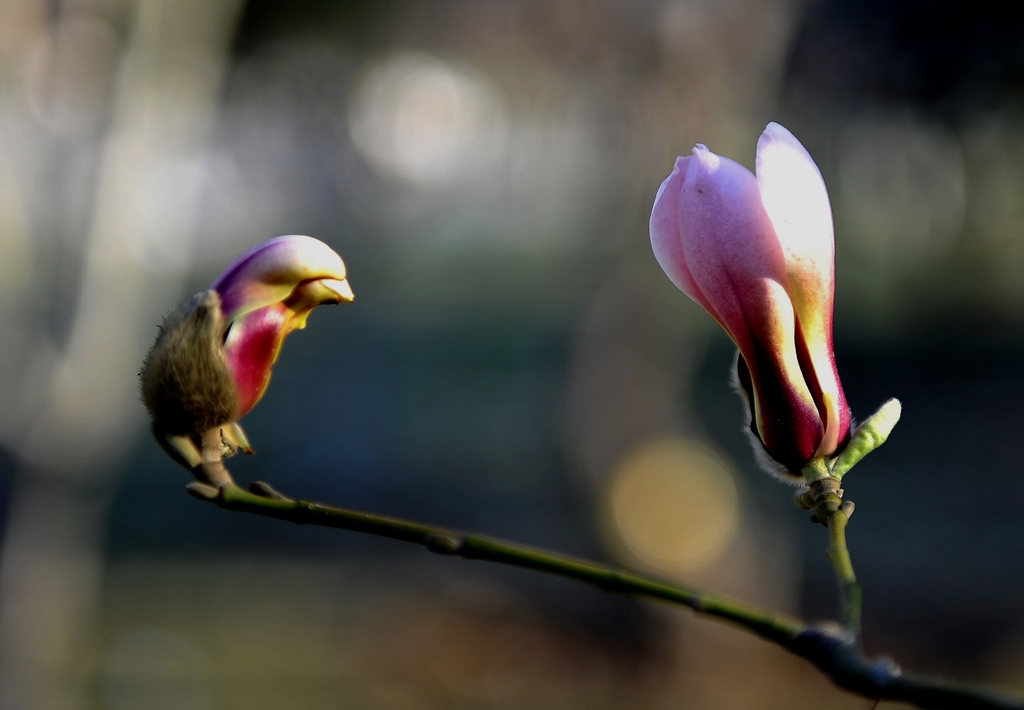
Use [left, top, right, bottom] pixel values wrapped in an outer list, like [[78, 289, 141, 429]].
[[0, 0, 1023, 708]]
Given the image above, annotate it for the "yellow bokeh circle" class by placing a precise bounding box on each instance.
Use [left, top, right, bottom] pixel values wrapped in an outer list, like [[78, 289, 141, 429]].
[[608, 438, 739, 574]]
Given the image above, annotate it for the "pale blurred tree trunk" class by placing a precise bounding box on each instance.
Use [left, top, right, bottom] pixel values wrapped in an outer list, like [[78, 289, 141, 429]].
[[0, 1, 243, 707]]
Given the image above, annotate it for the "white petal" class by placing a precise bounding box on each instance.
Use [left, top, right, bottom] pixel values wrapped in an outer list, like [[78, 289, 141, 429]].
[[755, 122, 834, 293]]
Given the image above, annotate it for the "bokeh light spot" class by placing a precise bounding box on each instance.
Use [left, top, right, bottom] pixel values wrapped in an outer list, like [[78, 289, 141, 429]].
[[348, 51, 508, 188], [608, 438, 739, 574]]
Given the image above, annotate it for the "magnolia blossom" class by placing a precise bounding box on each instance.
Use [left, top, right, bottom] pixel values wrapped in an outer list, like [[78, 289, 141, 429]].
[[141, 235, 352, 470], [212, 235, 354, 416], [650, 122, 850, 478]]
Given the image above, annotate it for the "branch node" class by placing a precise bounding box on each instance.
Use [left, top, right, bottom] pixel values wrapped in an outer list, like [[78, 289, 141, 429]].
[[426, 533, 463, 555], [809, 477, 843, 513], [798, 621, 856, 650], [185, 481, 219, 500], [249, 481, 289, 501], [870, 656, 902, 682]]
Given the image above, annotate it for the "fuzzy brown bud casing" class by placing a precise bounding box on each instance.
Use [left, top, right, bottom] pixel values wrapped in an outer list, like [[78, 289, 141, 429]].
[[140, 290, 238, 469]]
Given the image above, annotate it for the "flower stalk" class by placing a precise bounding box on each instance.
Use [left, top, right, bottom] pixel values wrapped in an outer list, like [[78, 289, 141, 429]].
[[825, 504, 862, 635], [805, 472, 862, 636]]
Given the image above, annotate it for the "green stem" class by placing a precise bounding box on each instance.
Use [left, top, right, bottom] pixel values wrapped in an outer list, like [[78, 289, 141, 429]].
[[826, 508, 862, 635], [186, 479, 1024, 710], [810, 476, 863, 637]]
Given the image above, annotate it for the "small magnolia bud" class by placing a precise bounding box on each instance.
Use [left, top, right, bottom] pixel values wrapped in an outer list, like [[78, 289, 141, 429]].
[[831, 398, 902, 478], [140, 235, 353, 471]]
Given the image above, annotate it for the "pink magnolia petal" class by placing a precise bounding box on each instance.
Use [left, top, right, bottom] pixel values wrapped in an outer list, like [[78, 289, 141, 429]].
[[798, 327, 850, 457], [222, 304, 289, 416], [678, 145, 786, 357], [650, 156, 724, 326], [756, 123, 850, 454], [680, 145, 824, 465], [219, 276, 350, 417], [212, 235, 353, 419], [212, 235, 348, 323], [736, 283, 825, 468]]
